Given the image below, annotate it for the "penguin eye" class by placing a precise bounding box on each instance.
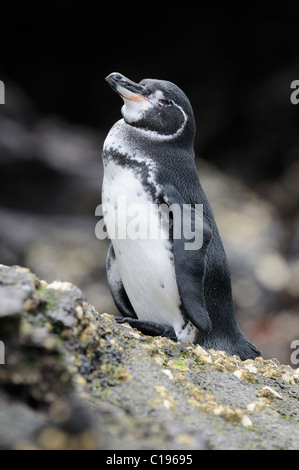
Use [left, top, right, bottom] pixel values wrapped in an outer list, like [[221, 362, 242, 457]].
[[158, 99, 171, 106]]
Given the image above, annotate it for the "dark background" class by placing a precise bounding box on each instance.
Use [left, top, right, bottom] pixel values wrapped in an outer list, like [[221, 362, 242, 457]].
[[0, 3, 299, 366]]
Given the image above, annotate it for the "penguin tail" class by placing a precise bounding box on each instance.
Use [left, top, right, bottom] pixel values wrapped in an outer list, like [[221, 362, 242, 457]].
[[198, 330, 261, 361], [234, 333, 261, 361]]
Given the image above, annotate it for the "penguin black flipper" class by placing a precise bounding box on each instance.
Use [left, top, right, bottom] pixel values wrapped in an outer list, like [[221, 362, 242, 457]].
[[106, 243, 137, 319], [163, 183, 213, 334]]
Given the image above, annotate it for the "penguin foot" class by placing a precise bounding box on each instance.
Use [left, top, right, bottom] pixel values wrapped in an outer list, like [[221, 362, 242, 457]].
[[115, 316, 177, 342]]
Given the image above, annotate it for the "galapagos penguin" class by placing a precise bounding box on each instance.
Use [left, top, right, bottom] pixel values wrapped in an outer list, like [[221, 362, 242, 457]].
[[101, 72, 261, 360]]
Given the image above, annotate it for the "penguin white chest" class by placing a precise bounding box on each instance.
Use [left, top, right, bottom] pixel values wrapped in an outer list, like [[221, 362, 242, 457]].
[[102, 159, 189, 338]]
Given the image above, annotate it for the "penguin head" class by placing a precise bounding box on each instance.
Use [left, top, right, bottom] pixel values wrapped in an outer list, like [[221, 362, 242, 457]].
[[106, 72, 195, 144]]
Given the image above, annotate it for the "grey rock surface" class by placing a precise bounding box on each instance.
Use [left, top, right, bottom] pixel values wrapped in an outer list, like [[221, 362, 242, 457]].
[[0, 264, 298, 450]]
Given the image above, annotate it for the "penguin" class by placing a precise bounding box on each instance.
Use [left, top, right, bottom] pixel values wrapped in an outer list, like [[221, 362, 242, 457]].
[[101, 72, 261, 361]]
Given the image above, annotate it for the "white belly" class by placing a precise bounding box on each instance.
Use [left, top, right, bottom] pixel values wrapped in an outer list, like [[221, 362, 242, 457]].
[[102, 160, 194, 339]]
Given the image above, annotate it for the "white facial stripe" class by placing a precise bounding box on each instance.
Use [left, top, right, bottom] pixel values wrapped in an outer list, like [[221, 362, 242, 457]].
[[116, 85, 188, 140], [130, 102, 188, 142]]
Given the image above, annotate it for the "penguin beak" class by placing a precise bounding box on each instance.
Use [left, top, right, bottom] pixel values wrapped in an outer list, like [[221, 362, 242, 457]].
[[106, 73, 150, 103]]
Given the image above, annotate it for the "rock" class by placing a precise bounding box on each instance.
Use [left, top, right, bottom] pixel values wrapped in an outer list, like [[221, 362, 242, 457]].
[[0, 265, 298, 450], [257, 386, 283, 400]]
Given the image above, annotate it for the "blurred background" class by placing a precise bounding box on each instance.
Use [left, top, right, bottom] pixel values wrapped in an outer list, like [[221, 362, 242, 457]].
[[0, 3, 299, 366]]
